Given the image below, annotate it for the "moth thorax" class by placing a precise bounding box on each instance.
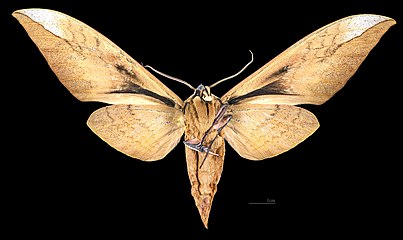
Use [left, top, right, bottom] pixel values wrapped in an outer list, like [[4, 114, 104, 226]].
[[196, 84, 213, 102]]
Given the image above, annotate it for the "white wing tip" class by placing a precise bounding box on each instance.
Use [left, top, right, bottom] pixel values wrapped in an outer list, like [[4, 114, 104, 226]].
[[13, 8, 71, 38], [348, 14, 396, 26]]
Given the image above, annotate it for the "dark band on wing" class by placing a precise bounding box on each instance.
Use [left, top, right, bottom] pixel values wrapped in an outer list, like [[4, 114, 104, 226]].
[[227, 82, 295, 104], [228, 66, 296, 104], [111, 64, 176, 107]]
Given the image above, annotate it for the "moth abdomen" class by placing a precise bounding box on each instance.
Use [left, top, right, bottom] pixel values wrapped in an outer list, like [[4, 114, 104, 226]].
[[183, 94, 226, 227]]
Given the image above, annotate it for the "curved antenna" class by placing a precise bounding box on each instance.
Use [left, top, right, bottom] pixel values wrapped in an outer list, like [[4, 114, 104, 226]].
[[209, 50, 254, 88], [144, 65, 196, 90]]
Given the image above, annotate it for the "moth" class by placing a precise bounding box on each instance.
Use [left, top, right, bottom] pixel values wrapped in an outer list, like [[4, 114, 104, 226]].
[[13, 8, 395, 228]]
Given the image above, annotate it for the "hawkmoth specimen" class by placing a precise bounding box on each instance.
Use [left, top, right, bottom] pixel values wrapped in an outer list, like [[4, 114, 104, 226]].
[[13, 8, 395, 228]]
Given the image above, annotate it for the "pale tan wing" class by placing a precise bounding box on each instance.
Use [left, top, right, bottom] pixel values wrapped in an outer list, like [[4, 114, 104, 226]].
[[13, 8, 182, 107], [224, 104, 319, 160], [222, 14, 396, 105], [87, 104, 185, 161]]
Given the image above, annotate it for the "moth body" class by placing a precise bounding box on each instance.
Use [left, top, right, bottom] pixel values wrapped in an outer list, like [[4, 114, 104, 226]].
[[183, 85, 227, 228]]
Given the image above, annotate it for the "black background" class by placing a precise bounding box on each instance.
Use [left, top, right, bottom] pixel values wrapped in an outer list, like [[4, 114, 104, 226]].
[[2, 0, 401, 238]]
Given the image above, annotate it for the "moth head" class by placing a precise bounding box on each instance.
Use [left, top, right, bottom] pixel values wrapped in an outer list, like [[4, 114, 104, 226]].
[[196, 84, 213, 102]]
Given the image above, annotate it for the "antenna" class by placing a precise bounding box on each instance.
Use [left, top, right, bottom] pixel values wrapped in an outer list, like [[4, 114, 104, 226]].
[[144, 65, 196, 90], [209, 50, 254, 88]]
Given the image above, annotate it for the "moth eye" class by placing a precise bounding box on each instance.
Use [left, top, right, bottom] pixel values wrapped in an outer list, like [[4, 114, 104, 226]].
[[196, 84, 205, 91]]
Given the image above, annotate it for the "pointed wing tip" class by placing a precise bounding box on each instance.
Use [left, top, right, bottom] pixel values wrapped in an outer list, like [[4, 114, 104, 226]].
[[369, 14, 396, 24], [12, 8, 66, 21], [351, 14, 397, 28], [12, 9, 67, 30], [12, 8, 45, 18], [371, 14, 396, 27], [12, 9, 25, 20]]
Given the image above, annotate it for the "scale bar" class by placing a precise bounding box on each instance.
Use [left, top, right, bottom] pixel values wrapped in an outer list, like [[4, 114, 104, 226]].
[[248, 202, 276, 205]]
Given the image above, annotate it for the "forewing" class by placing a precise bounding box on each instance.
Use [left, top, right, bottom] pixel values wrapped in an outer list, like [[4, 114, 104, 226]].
[[222, 14, 395, 105], [224, 104, 319, 160], [87, 104, 185, 161], [13, 8, 182, 107]]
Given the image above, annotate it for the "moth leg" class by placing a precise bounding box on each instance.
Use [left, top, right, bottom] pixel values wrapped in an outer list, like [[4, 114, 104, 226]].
[[199, 115, 233, 168], [214, 115, 232, 133], [199, 104, 229, 146], [183, 140, 219, 156]]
